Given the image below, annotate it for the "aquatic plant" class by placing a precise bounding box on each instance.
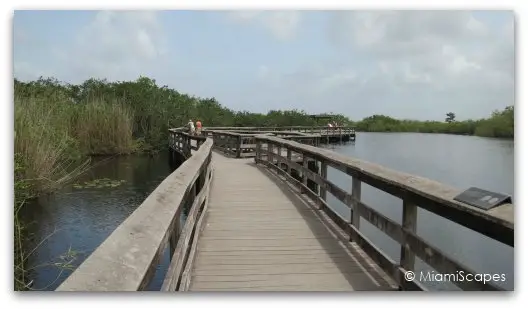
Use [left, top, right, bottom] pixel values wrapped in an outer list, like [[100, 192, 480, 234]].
[[72, 178, 127, 189]]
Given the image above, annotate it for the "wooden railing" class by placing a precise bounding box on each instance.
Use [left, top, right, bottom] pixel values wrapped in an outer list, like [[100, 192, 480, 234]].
[[168, 128, 207, 158], [56, 136, 214, 291], [204, 130, 322, 158], [209, 131, 257, 158], [254, 135, 514, 291], [203, 125, 355, 135]]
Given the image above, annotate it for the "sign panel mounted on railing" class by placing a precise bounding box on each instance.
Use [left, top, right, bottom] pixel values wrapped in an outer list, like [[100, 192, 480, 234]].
[[454, 187, 512, 211]]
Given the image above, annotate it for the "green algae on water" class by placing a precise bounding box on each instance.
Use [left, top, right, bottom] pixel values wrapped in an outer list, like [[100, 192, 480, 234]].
[[72, 178, 126, 189]]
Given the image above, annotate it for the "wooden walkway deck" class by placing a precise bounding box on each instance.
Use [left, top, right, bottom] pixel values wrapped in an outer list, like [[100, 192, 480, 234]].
[[55, 130, 514, 292], [188, 151, 398, 291]]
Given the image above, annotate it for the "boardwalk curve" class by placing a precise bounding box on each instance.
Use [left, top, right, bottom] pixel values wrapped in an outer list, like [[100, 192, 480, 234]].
[[187, 153, 397, 291]]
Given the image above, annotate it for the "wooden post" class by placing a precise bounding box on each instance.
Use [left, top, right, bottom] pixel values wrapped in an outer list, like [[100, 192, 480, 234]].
[[236, 136, 242, 158], [320, 161, 327, 201], [287, 149, 292, 177], [255, 139, 261, 163], [267, 143, 273, 163], [302, 154, 308, 193], [277, 144, 282, 170], [350, 177, 361, 242], [307, 160, 319, 194], [400, 200, 418, 271], [229, 135, 235, 156]]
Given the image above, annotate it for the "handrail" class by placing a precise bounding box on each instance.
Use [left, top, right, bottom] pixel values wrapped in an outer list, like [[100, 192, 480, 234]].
[[200, 130, 328, 158], [254, 134, 514, 291], [169, 129, 207, 158], [56, 138, 214, 291], [203, 125, 355, 131]]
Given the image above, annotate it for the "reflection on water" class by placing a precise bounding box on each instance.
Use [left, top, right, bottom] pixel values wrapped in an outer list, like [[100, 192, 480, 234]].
[[321, 133, 514, 290], [20, 133, 514, 291], [20, 153, 176, 291]]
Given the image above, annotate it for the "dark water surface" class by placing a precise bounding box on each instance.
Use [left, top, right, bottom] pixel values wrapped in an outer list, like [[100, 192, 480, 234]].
[[20, 153, 177, 291], [21, 133, 514, 291]]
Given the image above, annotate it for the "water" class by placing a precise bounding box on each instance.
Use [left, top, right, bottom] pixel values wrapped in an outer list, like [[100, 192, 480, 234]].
[[20, 133, 514, 291], [321, 133, 514, 290], [20, 153, 177, 291]]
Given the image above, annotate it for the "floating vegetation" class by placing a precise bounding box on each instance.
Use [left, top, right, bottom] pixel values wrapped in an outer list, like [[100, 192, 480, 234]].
[[72, 178, 126, 189]]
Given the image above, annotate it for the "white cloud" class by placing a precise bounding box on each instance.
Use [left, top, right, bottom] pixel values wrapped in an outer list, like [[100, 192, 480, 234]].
[[250, 11, 514, 120], [228, 11, 301, 41], [53, 11, 168, 82]]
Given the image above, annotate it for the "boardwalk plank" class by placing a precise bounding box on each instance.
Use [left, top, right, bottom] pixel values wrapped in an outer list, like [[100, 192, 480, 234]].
[[188, 152, 396, 292]]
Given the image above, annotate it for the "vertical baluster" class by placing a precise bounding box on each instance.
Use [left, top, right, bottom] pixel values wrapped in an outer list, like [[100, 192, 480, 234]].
[[350, 177, 361, 242], [400, 200, 418, 271]]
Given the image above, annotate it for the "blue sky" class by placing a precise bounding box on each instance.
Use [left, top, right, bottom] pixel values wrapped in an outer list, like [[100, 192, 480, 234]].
[[13, 10, 514, 121]]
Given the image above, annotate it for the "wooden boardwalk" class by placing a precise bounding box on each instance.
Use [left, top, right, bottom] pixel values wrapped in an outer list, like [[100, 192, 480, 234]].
[[188, 151, 398, 291], [55, 129, 514, 292]]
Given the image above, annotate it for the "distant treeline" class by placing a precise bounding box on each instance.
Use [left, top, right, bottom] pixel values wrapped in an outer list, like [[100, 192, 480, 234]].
[[355, 108, 514, 139], [13, 76, 514, 198]]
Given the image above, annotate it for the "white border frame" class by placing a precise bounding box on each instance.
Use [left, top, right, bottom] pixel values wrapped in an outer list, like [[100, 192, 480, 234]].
[[2, 1, 524, 307]]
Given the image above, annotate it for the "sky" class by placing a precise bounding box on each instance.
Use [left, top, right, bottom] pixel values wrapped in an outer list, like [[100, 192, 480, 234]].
[[13, 10, 514, 121]]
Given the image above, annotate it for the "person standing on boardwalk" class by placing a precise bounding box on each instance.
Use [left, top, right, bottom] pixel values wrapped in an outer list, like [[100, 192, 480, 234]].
[[188, 119, 195, 135], [196, 120, 202, 136]]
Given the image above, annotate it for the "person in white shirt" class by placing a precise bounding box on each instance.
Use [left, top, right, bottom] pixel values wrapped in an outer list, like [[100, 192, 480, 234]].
[[188, 119, 195, 135]]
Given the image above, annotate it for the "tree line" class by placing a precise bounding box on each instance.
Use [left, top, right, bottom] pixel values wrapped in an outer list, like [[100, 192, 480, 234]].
[[14, 75, 514, 197], [355, 108, 513, 138]]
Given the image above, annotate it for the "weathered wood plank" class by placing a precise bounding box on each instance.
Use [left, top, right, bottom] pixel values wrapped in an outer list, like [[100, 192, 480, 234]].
[[161, 163, 213, 291], [194, 255, 361, 265], [178, 180, 211, 291], [187, 152, 396, 292], [190, 273, 385, 291]]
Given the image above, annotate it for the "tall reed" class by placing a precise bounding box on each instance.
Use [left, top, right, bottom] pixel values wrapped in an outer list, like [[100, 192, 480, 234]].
[[73, 98, 135, 155]]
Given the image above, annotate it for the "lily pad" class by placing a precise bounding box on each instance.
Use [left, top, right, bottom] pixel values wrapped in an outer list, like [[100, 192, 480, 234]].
[[72, 178, 127, 189]]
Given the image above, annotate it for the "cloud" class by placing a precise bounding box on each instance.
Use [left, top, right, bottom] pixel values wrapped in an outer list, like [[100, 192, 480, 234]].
[[251, 11, 514, 120], [227, 10, 301, 41], [13, 11, 514, 121], [52, 11, 168, 83]]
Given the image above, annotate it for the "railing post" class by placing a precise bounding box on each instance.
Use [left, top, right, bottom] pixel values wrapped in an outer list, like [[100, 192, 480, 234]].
[[320, 161, 327, 201], [286, 149, 292, 176], [229, 135, 235, 156], [277, 144, 282, 170], [268, 143, 273, 164], [400, 200, 417, 271], [255, 139, 261, 163], [302, 154, 308, 193], [227, 134, 233, 155], [350, 177, 361, 242], [236, 135, 242, 158]]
